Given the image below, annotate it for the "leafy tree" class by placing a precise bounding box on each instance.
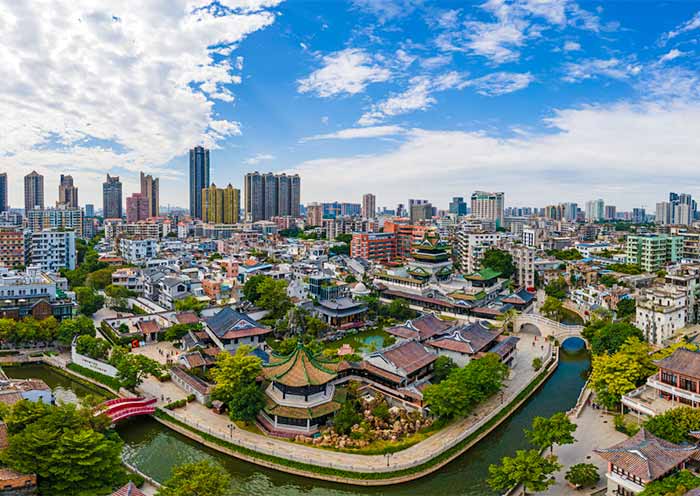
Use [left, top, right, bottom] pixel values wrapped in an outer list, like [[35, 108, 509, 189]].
[[481, 249, 515, 278], [228, 383, 265, 422], [383, 298, 417, 321], [345, 274, 357, 283], [104, 284, 136, 298], [644, 407, 700, 444], [110, 348, 164, 390], [211, 346, 262, 405], [242, 274, 267, 304], [590, 337, 656, 409], [174, 296, 207, 314], [599, 274, 618, 287], [616, 298, 636, 319], [255, 278, 292, 320], [335, 233, 353, 244], [75, 335, 110, 360], [532, 357, 543, 371], [333, 400, 362, 435], [565, 463, 600, 488], [581, 320, 644, 355], [497, 308, 518, 332], [546, 249, 582, 261], [1, 401, 126, 496], [208, 253, 223, 262], [424, 354, 508, 419], [525, 412, 577, 453], [432, 356, 457, 383], [75, 286, 105, 316], [86, 268, 114, 290], [652, 341, 699, 361], [541, 296, 564, 321], [57, 316, 96, 345], [544, 277, 569, 300], [163, 323, 202, 342], [638, 469, 700, 496], [607, 263, 643, 275], [156, 460, 232, 496], [488, 450, 561, 495]]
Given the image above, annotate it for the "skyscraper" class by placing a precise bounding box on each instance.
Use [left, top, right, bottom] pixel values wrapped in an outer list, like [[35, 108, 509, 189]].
[[126, 192, 149, 222], [244, 172, 300, 221], [449, 197, 467, 216], [24, 171, 44, 213], [470, 191, 504, 227], [189, 146, 210, 219], [102, 174, 123, 219], [140, 172, 159, 218], [362, 193, 376, 218], [57, 174, 78, 208], [0, 173, 7, 213], [201, 184, 240, 224], [585, 199, 605, 222]]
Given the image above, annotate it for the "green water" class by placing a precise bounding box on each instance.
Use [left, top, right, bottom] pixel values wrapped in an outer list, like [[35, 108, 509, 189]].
[[4, 340, 590, 495]]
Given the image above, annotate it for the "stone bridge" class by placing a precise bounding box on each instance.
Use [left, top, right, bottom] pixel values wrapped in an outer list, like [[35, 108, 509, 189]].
[[514, 313, 587, 346], [562, 301, 590, 323]]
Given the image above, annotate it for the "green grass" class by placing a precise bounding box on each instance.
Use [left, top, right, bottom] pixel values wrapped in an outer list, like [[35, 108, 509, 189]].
[[153, 356, 557, 481], [67, 362, 122, 391]]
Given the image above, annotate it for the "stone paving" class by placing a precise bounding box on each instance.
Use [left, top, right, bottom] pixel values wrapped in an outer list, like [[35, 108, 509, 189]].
[[140, 333, 553, 473], [541, 405, 626, 496]]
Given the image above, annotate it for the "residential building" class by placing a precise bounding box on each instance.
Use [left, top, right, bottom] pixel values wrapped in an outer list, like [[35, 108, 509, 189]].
[[102, 174, 123, 219], [350, 232, 397, 261], [119, 238, 159, 265], [0, 266, 74, 321], [449, 197, 468, 216], [189, 146, 210, 219], [470, 191, 504, 228], [635, 286, 687, 345], [57, 174, 78, 208], [510, 245, 535, 289], [85, 204, 94, 218], [656, 201, 672, 225], [126, 192, 150, 223], [0, 229, 28, 268], [306, 202, 323, 227], [140, 171, 159, 218], [29, 229, 76, 271], [410, 202, 433, 224], [361, 193, 376, 218], [244, 172, 301, 221], [585, 199, 605, 222], [24, 171, 44, 213], [203, 307, 271, 353], [201, 184, 240, 224], [625, 234, 683, 272], [111, 267, 144, 293], [604, 205, 616, 220], [0, 172, 7, 213], [456, 229, 501, 274], [632, 207, 646, 224], [26, 207, 83, 237]]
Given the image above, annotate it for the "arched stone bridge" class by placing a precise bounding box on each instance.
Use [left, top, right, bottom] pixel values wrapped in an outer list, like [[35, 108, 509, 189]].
[[514, 313, 587, 346]]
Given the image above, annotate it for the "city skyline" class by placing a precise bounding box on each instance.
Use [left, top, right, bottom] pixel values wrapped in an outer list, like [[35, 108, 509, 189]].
[[1, 2, 700, 209]]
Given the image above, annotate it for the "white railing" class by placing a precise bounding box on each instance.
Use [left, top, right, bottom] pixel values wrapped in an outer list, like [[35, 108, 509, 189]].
[[265, 383, 335, 409], [647, 377, 700, 404]]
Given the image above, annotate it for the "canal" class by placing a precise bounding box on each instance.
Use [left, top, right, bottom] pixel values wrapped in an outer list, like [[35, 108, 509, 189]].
[[5, 339, 590, 495]]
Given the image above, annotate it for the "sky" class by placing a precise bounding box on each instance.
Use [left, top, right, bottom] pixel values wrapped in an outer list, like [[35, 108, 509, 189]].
[[2, 0, 700, 211]]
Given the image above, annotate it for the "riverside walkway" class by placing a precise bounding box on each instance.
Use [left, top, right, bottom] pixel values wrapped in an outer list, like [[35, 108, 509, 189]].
[[144, 333, 554, 478]]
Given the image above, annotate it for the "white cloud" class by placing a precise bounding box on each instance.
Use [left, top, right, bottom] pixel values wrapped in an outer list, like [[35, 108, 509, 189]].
[[301, 126, 406, 141], [666, 11, 700, 40], [0, 0, 280, 206], [358, 77, 436, 125], [563, 40, 581, 51], [420, 54, 453, 69], [297, 48, 391, 97], [659, 48, 687, 64], [468, 71, 534, 96], [244, 153, 275, 165], [563, 58, 642, 83], [350, 0, 422, 22], [640, 67, 700, 100], [289, 101, 700, 209]]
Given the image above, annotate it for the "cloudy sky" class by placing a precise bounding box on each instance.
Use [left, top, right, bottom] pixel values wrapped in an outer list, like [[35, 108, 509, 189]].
[[2, 0, 700, 211]]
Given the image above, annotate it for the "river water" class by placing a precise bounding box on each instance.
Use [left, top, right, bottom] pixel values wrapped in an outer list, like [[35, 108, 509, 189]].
[[5, 339, 590, 495]]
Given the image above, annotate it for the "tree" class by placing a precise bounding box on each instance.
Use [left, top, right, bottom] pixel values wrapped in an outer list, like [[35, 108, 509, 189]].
[[156, 460, 232, 496], [616, 298, 636, 319], [57, 316, 96, 345], [497, 308, 518, 333], [541, 296, 564, 321], [163, 323, 202, 342], [335, 233, 353, 244], [255, 278, 292, 320], [383, 298, 417, 321], [599, 274, 618, 287], [211, 346, 262, 405], [581, 320, 644, 355], [525, 412, 577, 454], [74, 286, 105, 316], [590, 337, 656, 409], [532, 357, 543, 371], [545, 277, 569, 300], [228, 383, 265, 422], [488, 450, 561, 495], [75, 335, 110, 360], [424, 353, 508, 419], [565, 463, 600, 488], [86, 268, 114, 290], [432, 356, 457, 383], [1, 401, 126, 496], [104, 284, 136, 299], [644, 407, 700, 444], [174, 296, 207, 314], [333, 400, 362, 435], [110, 348, 164, 390], [481, 249, 515, 278], [242, 274, 267, 304]]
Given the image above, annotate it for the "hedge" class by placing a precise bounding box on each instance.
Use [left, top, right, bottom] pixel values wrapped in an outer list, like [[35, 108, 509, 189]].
[[152, 356, 558, 482], [67, 362, 122, 391]]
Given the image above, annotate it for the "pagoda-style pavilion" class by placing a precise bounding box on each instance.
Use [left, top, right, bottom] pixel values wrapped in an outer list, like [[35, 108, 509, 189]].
[[259, 343, 344, 437], [407, 233, 453, 282]]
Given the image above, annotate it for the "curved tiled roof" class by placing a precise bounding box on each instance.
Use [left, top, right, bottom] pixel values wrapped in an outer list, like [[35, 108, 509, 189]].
[[263, 343, 338, 387]]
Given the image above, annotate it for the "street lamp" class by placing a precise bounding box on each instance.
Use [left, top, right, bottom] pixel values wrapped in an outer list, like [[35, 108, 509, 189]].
[[228, 423, 234, 437], [385, 453, 392, 467]]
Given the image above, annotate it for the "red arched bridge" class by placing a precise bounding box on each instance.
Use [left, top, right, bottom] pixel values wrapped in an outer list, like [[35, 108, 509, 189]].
[[95, 397, 156, 423]]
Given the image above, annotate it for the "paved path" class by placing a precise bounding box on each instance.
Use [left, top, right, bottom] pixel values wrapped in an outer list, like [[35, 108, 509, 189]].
[[145, 334, 553, 473], [541, 405, 626, 496]]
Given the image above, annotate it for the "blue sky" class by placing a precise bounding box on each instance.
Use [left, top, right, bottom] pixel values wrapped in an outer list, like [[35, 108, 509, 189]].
[[2, 0, 700, 210]]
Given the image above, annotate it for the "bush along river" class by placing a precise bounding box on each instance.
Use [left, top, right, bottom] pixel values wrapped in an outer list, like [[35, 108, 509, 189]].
[[4, 338, 590, 495]]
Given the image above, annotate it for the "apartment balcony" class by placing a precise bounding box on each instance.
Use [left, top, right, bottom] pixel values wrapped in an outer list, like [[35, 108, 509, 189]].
[[647, 377, 700, 406]]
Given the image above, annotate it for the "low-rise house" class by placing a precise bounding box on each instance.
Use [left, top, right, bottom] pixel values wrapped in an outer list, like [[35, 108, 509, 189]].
[[363, 340, 437, 389], [202, 307, 271, 352], [111, 268, 144, 294], [425, 320, 503, 367], [595, 428, 699, 496], [311, 297, 368, 328], [170, 366, 212, 404], [386, 313, 455, 342], [635, 286, 687, 345]]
